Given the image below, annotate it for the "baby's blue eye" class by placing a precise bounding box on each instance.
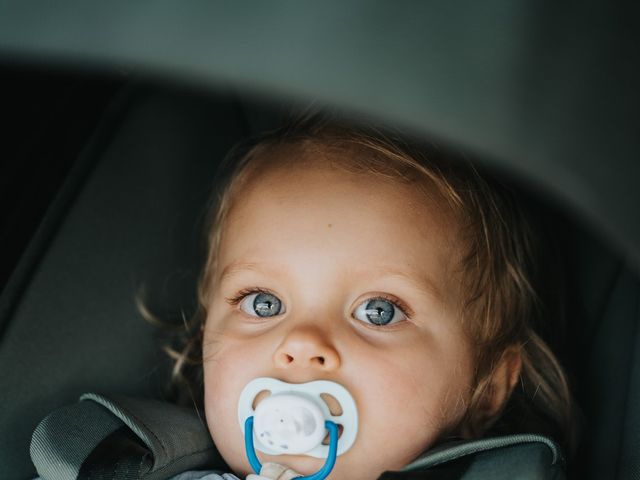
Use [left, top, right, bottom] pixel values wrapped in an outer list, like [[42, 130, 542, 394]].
[[353, 298, 407, 326], [240, 292, 284, 317]]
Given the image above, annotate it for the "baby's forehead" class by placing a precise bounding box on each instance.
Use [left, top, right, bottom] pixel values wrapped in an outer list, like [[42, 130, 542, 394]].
[[229, 141, 461, 237], [228, 146, 463, 243], [211, 138, 471, 306]]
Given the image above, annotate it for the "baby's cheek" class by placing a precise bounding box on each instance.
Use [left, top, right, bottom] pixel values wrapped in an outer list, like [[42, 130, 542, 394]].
[[207, 413, 250, 477], [203, 356, 252, 476], [203, 342, 245, 408]]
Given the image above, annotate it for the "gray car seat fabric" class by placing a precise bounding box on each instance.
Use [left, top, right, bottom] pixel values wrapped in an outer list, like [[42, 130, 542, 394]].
[[1, 79, 639, 479], [542, 218, 640, 479], [0, 83, 266, 479], [574, 261, 640, 479]]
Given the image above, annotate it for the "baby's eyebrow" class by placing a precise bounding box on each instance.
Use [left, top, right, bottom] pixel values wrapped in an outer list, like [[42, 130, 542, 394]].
[[217, 260, 443, 302], [217, 260, 285, 284], [363, 265, 443, 303]]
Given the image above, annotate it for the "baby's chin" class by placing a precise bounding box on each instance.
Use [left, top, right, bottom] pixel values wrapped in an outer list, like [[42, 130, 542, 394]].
[[259, 452, 324, 474]]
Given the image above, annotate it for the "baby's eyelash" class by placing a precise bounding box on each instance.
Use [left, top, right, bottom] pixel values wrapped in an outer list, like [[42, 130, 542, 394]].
[[225, 287, 272, 306], [371, 293, 413, 319]]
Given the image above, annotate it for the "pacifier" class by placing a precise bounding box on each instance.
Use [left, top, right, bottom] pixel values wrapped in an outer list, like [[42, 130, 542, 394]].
[[238, 377, 359, 480]]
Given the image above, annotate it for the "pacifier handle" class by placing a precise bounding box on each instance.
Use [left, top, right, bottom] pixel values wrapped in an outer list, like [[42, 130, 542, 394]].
[[245, 416, 339, 480]]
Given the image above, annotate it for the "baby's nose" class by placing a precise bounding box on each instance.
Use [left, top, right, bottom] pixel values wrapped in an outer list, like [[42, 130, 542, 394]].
[[273, 326, 341, 371]]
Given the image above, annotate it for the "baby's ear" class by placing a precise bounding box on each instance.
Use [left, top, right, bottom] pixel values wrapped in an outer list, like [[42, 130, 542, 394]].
[[474, 345, 522, 433]]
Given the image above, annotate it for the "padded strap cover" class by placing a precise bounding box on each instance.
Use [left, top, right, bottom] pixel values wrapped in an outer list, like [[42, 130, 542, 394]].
[[382, 434, 565, 479], [31, 393, 223, 480], [30, 399, 124, 480]]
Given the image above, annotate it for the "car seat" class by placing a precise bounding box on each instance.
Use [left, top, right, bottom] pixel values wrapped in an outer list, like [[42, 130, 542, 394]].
[[0, 79, 264, 479], [0, 73, 638, 480]]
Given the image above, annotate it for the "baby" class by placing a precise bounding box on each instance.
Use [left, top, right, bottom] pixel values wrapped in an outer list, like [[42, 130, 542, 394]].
[[165, 114, 574, 480]]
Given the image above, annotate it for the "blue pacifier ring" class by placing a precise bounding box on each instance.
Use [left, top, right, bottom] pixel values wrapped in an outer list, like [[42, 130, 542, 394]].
[[244, 416, 339, 480]]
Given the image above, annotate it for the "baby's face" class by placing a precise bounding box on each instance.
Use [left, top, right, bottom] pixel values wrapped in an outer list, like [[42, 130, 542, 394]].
[[203, 147, 475, 479]]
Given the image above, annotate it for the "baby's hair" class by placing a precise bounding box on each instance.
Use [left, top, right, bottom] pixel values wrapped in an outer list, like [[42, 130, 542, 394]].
[[144, 111, 576, 454]]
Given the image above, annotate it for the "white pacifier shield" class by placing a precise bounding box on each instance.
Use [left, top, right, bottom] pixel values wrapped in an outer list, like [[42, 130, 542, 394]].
[[253, 394, 325, 454], [238, 377, 359, 458]]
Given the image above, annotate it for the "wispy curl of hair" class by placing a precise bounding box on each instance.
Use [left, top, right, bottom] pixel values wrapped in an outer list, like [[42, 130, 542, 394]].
[[136, 287, 205, 410]]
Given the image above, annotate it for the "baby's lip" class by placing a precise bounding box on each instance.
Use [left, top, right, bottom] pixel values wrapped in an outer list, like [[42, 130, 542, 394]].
[[252, 390, 344, 416], [319, 392, 343, 416], [252, 389, 272, 410]]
